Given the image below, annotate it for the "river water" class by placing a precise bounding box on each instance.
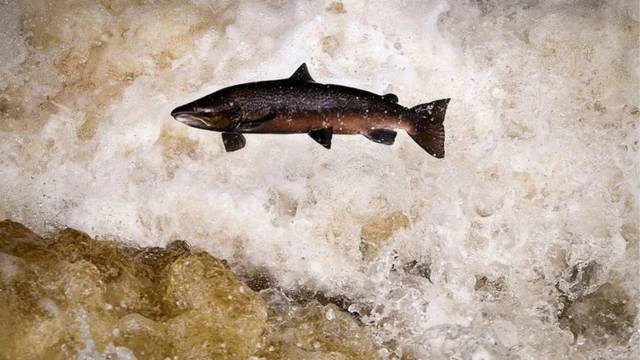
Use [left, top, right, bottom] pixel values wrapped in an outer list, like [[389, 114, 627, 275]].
[[0, 1, 638, 359]]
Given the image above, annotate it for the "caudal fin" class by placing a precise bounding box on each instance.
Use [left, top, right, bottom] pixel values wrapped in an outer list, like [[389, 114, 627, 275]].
[[408, 99, 450, 158]]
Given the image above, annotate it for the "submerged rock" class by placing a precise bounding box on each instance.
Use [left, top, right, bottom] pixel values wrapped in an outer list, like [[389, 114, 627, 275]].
[[360, 211, 409, 261], [0, 220, 381, 359], [560, 282, 638, 350]]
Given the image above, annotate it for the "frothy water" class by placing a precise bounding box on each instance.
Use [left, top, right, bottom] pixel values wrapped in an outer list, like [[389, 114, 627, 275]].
[[0, 0, 638, 358]]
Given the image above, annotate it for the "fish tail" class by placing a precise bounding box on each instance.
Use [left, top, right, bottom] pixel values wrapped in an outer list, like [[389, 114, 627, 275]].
[[408, 99, 450, 158]]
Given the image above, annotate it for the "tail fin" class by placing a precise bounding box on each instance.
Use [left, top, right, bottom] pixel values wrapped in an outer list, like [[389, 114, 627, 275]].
[[408, 99, 450, 158]]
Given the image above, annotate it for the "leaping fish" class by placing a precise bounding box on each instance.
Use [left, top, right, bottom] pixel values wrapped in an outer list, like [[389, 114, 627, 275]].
[[171, 64, 450, 158]]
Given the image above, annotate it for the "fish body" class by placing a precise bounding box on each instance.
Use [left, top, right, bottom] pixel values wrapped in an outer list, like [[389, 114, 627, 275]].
[[171, 64, 449, 158]]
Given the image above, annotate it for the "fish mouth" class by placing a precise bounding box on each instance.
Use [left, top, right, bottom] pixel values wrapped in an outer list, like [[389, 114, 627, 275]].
[[171, 105, 212, 129], [173, 113, 212, 129], [171, 103, 197, 118]]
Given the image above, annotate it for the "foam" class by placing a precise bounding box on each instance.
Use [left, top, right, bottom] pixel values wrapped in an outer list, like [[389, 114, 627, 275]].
[[0, 0, 637, 358]]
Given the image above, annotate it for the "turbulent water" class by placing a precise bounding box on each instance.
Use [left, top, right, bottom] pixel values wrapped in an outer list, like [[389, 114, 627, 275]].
[[0, 0, 638, 359]]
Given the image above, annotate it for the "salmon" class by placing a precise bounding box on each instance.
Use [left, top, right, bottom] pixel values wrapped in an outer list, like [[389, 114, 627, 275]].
[[171, 64, 450, 158]]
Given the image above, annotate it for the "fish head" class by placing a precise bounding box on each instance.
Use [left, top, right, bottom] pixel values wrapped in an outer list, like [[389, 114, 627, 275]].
[[171, 95, 240, 131]]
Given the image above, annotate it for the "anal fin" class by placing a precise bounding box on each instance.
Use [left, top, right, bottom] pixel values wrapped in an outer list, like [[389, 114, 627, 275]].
[[221, 133, 246, 152], [364, 129, 397, 145], [308, 127, 333, 149]]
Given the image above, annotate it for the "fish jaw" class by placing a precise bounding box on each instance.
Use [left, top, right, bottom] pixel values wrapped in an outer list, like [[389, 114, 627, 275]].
[[171, 102, 214, 130], [170, 102, 196, 118], [172, 112, 213, 130], [171, 101, 235, 131]]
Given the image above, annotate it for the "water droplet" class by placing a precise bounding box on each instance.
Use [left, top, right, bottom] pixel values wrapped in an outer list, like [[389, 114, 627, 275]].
[[326, 308, 336, 320]]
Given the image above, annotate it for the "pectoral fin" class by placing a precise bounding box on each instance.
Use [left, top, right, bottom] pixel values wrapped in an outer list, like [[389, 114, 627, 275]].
[[364, 129, 397, 145], [221, 133, 246, 152], [235, 113, 277, 131], [308, 128, 333, 149]]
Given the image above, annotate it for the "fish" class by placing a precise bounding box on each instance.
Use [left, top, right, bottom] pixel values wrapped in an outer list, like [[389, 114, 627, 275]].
[[171, 63, 450, 158]]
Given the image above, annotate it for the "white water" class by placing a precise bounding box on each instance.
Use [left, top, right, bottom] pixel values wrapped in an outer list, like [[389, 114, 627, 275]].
[[0, 0, 638, 358]]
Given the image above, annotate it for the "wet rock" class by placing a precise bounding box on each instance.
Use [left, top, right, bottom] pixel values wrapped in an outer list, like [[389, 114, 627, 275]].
[[259, 289, 380, 359], [163, 251, 268, 359], [0, 220, 381, 359], [116, 313, 171, 359]]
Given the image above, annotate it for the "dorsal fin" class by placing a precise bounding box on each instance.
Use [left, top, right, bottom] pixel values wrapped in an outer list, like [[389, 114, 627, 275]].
[[289, 63, 315, 82], [382, 93, 398, 103]]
